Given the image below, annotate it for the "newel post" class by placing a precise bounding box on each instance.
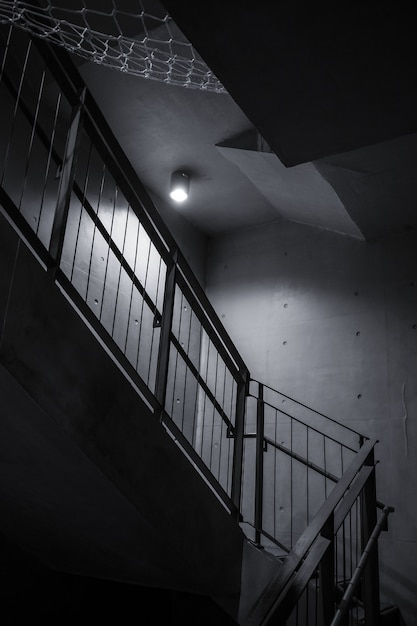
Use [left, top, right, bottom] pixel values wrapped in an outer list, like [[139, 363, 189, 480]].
[[231, 367, 249, 518], [254, 381, 265, 544], [360, 447, 381, 626], [319, 512, 335, 626]]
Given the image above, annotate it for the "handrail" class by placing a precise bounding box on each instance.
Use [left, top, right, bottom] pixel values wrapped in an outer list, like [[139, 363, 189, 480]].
[[263, 435, 341, 483], [244, 439, 377, 625], [331, 505, 395, 626], [289, 439, 376, 566], [250, 378, 367, 441], [245, 380, 369, 553], [261, 447, 394, 626], [247, 395, 358, 452]]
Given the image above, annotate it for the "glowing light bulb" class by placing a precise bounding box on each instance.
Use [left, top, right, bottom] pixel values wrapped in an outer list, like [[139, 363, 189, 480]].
[[169, 171, 189, 202]]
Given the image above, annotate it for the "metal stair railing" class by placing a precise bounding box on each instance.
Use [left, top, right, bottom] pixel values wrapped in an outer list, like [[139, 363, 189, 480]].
[[240, 380, 369, 553], [244, 439, 394, 625], [0, 20, 248, 517], [0, 21, 394, 624]]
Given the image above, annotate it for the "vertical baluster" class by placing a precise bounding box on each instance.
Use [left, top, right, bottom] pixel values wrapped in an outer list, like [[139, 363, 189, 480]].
[[306, 426, 309, 524], [231, 367, 248, 518], [356, 500, 360, 626], [195, 331, 210, 457], [360, 449, 380, 625], [226, 379, 237, 495], [254, 382, 265, 545], [38, 89, 62, 241], [217, 360, 227, 482], [123, 207, 139, 355], [1, 39, 31, 188], [147, 255, 163, 387], [188, 310, 199, 444], [18, 67, 46, 219], [169, 291, 183, 420], [349, 508, 353, 586], [179, 296, 192, 433], [49, 87, 85, 271], [0, 24, 13, 84], [135, 228, 152, 374], [290, 418, 294, 546], [342, 518, 346, 595], [154, 252, 177, 419], [85, 161, 105, 306], [319, 512, 335, 626], [98, 170, 116, 327], [69, 138, 92, 283], [273, 406, 278, 543], [208, 351, 219, 474]]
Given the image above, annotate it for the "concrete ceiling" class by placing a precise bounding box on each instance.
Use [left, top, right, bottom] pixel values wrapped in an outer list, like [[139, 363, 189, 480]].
[[68, 1, 417, 243]]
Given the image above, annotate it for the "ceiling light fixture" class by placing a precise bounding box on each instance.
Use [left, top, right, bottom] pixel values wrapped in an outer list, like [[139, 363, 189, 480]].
[[169, 171, 190, 203]]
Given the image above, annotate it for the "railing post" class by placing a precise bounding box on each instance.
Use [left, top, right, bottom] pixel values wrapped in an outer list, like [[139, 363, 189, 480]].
[[154, 252, 177, 419], [319, 512, 335, 626], [360, 449, 381, 625], [255, 382, 265, 544], [48, 87, 85, 272], [231, 368, 249, 518]]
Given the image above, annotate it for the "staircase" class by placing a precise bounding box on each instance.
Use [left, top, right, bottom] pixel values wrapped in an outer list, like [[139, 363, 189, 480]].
[[0, 22, 396, 625]]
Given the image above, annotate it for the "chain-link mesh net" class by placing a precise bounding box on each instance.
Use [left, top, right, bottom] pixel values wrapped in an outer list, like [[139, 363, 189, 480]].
[[0, 0, 226, 92]]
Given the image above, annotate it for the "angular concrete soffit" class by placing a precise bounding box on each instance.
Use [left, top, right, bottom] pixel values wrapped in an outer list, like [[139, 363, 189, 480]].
[[216, 129, 365, 241]]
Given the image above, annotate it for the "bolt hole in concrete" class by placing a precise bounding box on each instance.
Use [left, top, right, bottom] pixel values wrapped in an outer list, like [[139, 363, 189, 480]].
[[413, 324, 417, 330], [282, 341, 287, 346], [283, 303, 288, 308], [354, 291, 359, 296], [357, 394, 362, 399], [356, 331, 361, 336]]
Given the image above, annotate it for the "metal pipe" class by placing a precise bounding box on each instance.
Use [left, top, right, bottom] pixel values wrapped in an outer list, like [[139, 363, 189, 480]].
[[330, 506, 394, 626]]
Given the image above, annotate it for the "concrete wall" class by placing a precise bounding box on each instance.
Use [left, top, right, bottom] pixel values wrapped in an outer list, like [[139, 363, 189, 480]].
[[206, 219, 417, 624], [149, 191, 207, 287]]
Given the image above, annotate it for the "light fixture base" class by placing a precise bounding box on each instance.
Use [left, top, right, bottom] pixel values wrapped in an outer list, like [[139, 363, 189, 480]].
[[169, 170, 190, 203]]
